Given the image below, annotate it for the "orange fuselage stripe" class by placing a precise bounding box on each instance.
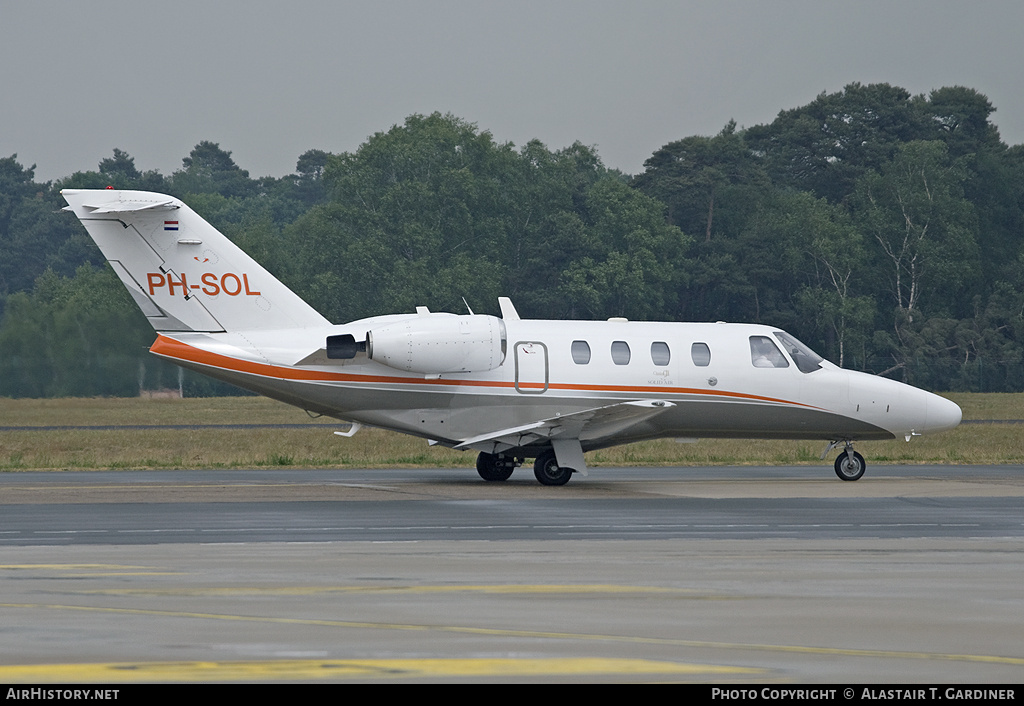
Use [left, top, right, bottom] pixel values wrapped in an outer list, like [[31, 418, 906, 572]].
[[149, 335, 819, 409]]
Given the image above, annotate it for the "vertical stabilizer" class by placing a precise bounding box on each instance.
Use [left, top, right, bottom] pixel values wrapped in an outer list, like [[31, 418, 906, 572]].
[[62, 190, 329, 332]]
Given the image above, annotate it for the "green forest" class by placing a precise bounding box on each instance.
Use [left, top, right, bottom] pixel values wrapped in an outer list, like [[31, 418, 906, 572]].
[[2, 83, 1023, 397]]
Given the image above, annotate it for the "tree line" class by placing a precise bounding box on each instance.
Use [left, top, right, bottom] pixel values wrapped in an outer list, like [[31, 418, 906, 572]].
[[2, 83, 1022, 396]]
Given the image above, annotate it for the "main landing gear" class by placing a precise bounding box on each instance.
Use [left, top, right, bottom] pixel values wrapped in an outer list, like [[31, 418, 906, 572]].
[[533, 449, 574, 486], [824, 441, 866, 481], [476, 450, 577, 485], [475, 452, 519, 481]]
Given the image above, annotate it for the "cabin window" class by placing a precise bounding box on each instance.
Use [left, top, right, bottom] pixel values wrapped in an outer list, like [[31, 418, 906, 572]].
[[611, 341, 631, 365], [749, 336, 789, 368], [651, 341, 671, 366], [571, 340, 591, 365], [691, 342, 711, 366], [773, 331, 823, 373]]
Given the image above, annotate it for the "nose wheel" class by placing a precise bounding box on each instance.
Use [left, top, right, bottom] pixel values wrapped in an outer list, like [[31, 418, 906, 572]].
[[822, 440, 867, 481], [834, 448, 866, 481]]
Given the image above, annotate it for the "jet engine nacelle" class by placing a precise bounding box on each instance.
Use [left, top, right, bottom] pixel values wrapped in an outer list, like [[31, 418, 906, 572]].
[[367, 314, 506, 375]]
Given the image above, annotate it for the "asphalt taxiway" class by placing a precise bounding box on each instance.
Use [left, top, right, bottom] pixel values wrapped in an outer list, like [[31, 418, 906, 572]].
[[1, 465, 1022, 682]]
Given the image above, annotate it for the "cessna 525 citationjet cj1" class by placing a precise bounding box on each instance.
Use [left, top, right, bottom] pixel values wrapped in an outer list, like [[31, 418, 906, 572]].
[[62, 189, 962, 485]]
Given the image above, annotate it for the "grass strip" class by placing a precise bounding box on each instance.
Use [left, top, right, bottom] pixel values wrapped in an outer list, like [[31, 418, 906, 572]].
[[0, 393, 1020, 471]]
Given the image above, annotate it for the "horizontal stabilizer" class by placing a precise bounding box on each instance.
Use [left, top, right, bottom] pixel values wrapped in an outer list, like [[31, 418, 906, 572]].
[[455, 399, 675, 452], [82, 199, 179, 214]]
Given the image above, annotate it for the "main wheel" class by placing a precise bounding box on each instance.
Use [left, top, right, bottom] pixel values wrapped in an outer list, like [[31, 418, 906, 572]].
[[533, 450, 573, 486], [834, 450, 866, 481], [476, 452, 514, 481]]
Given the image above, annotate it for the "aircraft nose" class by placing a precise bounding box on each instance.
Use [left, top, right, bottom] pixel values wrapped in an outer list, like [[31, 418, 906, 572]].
[[926, 394, 962, 434]]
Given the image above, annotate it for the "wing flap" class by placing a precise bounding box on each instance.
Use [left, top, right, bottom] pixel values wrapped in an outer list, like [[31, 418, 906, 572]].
[[454, 399, 675, 452]]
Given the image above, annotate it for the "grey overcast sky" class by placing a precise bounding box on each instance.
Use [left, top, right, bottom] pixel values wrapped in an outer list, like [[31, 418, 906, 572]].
[[4, 0, 1023, 182]]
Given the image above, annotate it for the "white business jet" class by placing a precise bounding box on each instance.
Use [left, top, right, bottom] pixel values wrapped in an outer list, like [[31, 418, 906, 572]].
[[62, 189, 962, 485]]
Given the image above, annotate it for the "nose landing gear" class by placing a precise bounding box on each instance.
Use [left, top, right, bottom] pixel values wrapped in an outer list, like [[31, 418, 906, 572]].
[[823, 440, 866, 481]]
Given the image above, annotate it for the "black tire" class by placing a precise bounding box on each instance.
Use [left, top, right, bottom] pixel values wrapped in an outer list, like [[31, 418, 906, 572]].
[[476, 452, 514, 481], [834, 450, 866, 481], [533, 450, 573, 486]]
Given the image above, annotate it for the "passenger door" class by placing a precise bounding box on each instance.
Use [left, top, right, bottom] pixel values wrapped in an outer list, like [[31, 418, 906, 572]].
[[514, 341, 548, 394]]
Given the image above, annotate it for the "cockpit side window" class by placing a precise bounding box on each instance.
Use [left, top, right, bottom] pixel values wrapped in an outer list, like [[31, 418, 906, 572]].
[[773, 331, 823, 373], [749, 336, 789, 368]]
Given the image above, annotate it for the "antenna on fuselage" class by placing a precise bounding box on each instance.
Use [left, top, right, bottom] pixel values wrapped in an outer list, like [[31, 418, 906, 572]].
[[462, 297, 475, 315]]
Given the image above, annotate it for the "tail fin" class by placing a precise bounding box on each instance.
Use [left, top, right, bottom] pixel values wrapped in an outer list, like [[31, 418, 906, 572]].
[[62, 189, 329, 332]]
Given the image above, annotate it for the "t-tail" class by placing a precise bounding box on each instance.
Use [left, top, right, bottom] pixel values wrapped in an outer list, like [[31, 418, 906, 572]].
[[61, 189, 329, 333]]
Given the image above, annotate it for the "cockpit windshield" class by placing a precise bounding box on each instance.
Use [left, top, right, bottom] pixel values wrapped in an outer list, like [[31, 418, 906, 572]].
[[773, 331, 824, 374]]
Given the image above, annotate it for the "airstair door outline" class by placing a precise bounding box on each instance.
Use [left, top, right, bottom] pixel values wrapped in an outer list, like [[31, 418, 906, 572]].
[[514, 341, 548, 394]]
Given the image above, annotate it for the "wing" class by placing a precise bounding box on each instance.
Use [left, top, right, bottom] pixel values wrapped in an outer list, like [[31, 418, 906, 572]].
[[454, 399, 676, 453]]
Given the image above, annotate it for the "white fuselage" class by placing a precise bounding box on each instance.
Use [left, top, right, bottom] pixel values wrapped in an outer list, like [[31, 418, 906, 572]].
[[151, 315, 962, 454]]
